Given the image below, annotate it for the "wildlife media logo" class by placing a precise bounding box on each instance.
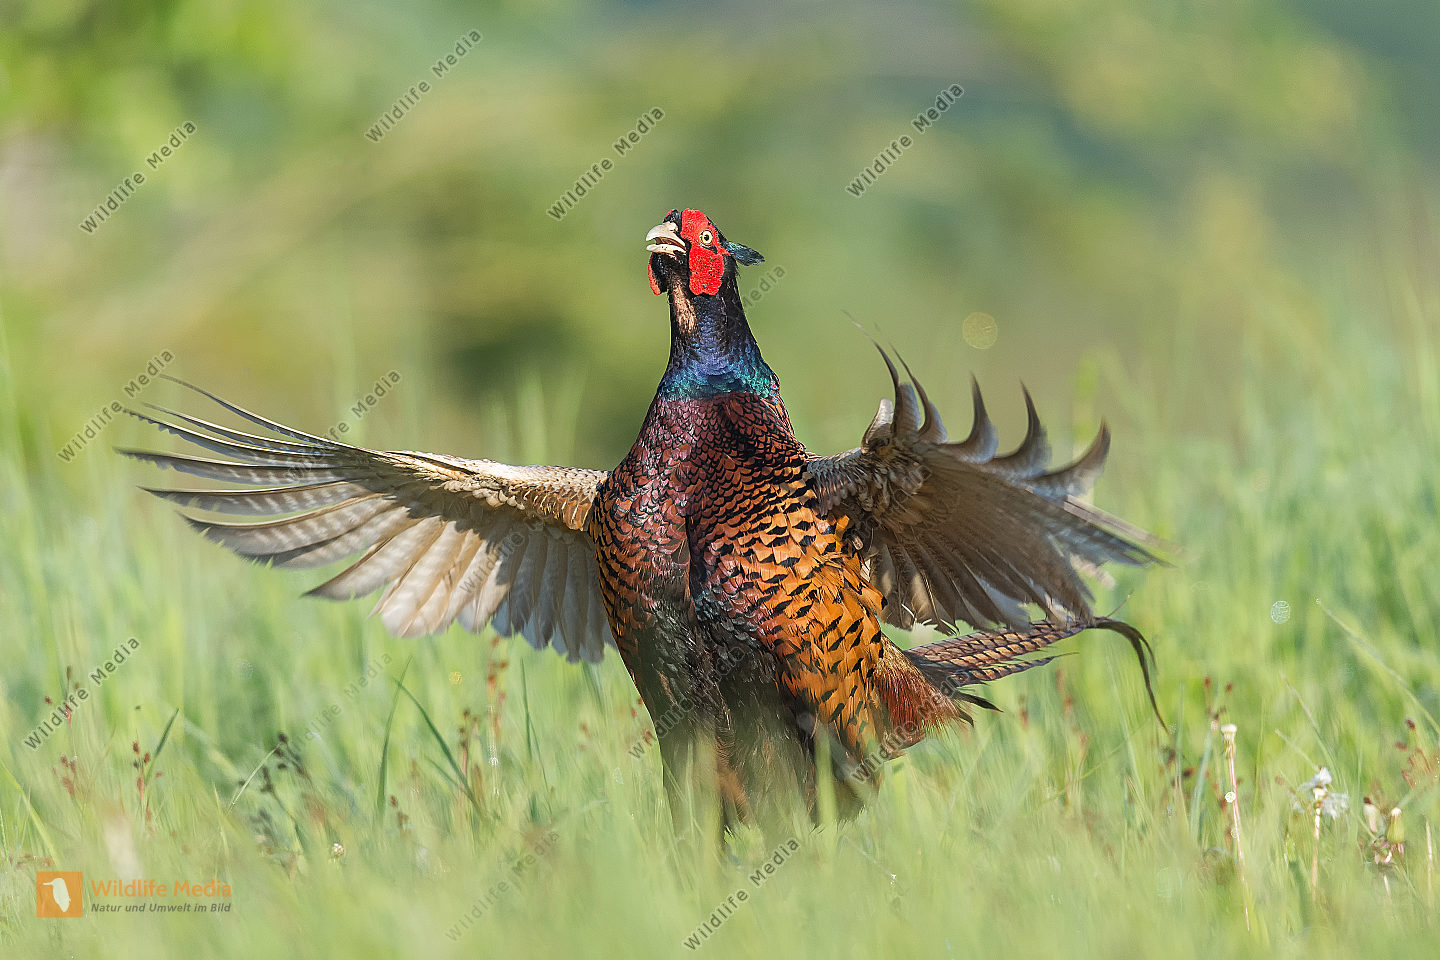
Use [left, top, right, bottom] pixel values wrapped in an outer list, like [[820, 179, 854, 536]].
[[36, 871, 83, 918], [34, 869, 234, 916]]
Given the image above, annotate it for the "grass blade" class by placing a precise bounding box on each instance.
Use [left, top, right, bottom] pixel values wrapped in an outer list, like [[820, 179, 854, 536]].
[[394, 675, 480, 812], [375, 656, 413, 818], [147, 708, 180, 777]]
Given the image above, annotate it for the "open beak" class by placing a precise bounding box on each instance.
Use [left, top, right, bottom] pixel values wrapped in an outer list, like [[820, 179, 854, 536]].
[[645, 221, 686, 259]]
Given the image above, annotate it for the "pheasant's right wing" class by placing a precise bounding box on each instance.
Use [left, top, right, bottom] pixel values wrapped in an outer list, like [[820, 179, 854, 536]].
[[806, 347, 1160, 631], [120, 380, 615, 662]]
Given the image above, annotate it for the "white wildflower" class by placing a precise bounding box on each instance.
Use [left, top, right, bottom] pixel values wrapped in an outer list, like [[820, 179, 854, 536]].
[[1292, 767, 1349, 819]]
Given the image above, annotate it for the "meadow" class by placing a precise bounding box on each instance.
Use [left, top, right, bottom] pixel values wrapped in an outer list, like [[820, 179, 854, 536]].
[[3, 1, 1439, 956]]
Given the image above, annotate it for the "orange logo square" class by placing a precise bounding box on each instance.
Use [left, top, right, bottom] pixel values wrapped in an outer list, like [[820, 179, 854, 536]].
[[36, 871, 83, 918]]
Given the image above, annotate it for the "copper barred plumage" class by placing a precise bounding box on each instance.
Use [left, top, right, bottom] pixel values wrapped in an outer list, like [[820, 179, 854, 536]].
[[124, 207, 1161, 836]]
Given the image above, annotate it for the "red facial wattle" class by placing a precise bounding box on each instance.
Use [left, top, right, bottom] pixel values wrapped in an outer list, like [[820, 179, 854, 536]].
[[680, 209, 725, 296]]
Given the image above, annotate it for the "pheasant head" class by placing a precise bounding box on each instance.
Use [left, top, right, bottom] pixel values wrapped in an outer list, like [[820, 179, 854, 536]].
[[645, 208, 764, 297], [644, 208, 774, 400]]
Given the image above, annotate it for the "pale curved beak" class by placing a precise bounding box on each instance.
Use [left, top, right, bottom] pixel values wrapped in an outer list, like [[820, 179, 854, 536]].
[[645, 221, 685, 259]]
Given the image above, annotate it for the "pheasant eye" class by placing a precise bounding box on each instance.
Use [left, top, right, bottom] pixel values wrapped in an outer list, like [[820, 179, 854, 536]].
[[699, 229, 714, 246]]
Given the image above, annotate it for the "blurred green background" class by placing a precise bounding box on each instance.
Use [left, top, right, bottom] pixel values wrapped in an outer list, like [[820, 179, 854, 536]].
[[3, 1, 1440, 957], [3, 0, 1432, 467]]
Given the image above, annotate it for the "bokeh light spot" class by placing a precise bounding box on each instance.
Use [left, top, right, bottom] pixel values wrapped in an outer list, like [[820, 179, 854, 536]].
[[963, 312, 998, 349]]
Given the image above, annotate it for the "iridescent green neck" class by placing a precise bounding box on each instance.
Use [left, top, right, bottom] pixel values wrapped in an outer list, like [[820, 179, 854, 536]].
[[657, 276, 777, 401]]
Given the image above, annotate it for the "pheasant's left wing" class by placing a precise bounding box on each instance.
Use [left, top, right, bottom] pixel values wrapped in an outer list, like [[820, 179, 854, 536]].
[[805, 348, 1159, 631], [120, 380, 614, 662]]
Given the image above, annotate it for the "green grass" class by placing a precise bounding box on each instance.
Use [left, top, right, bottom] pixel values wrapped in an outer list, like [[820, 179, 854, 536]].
[[2, 242, 1439, 959]]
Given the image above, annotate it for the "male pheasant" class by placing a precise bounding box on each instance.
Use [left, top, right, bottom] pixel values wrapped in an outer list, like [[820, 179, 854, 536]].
[[124, 208, 1159, 833]]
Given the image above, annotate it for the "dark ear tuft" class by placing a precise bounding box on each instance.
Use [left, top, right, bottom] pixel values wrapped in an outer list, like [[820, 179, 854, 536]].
[[724, 241, 764, 265]]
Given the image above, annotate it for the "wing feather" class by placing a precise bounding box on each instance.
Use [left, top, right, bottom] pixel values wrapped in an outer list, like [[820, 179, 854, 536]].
[[375, 518, 457, 636], [142, 480, 367, 516], [496, 530, 545, 640], [807, 345, 1161, 631], [122, 382, 616, 662], [460, 540, 515, 634]]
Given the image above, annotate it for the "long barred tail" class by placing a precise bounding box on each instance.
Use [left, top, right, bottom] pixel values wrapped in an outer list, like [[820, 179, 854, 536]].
[[904, 617, 1165, 728]]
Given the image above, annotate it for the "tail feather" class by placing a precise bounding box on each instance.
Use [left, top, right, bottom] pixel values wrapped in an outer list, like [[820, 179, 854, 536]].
[[904, 617, 1166, 729]]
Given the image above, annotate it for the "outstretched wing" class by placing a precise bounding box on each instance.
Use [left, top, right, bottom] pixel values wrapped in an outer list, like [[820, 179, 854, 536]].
[[120, 379, 615, 662], [806, 348, 1158, 631]]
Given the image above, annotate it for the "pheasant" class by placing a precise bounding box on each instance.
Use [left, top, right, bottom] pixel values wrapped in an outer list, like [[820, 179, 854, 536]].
[[124, 208, 1160, 833]]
